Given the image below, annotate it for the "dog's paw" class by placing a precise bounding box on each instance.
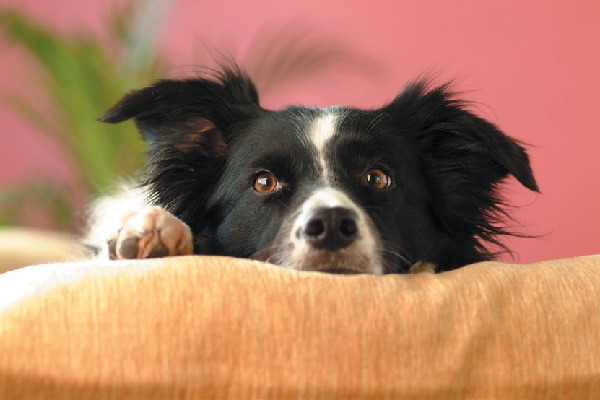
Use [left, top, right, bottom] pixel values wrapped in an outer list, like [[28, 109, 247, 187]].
[[107, 206, 193, 260]]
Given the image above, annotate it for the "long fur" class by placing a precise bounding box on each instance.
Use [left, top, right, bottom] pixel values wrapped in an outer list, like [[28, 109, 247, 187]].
[[385, 80, 539, 267]]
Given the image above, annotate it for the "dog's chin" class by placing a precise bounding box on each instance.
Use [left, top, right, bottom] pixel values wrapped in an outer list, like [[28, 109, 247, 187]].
[[250, 247, 382, 275]]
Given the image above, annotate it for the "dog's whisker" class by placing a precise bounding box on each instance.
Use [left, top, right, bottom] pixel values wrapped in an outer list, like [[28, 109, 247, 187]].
[[364, 112, 391, 138], [381, 248, 412, 265]]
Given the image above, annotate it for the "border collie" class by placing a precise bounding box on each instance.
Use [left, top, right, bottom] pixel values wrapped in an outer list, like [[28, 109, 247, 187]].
[[86, 66, 538, 274]]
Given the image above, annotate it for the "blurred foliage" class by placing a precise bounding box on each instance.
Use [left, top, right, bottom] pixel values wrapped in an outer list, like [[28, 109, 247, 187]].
[[0, 1, 379, 232], [0, 182, 74, 229], [0, 1, 167, 230]]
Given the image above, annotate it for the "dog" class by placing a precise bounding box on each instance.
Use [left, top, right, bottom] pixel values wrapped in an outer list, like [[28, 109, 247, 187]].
[[85, 66, 539, 274]]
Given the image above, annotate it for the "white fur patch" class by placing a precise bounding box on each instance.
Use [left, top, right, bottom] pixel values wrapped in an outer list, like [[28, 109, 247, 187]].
[[84, 184, 150, 256], [298, 187, 357, 212], [309, 110, 339, 184]]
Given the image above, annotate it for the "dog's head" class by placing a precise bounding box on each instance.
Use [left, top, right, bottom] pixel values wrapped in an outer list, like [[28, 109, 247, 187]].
[[100, 67, 538, 273]]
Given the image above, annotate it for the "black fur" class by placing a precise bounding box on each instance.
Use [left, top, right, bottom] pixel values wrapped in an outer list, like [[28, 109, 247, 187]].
[[100, 66, 538, 272]]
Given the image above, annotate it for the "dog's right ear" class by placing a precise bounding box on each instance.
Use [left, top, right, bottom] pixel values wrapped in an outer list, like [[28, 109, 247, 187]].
[[99, 68, 262, 157]]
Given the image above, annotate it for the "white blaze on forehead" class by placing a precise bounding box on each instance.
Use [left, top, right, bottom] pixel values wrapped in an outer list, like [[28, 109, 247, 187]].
[[311, 112, 338, 155], [309, 110, 339, 184]]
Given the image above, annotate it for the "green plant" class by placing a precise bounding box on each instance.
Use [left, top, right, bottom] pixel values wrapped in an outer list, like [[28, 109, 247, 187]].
[[0, 1, 379, 232], [0, 1, 170, 230]]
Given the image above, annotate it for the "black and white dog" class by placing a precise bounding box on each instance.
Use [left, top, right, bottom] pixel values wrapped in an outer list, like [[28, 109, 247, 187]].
[[87, 66, 538, 274]]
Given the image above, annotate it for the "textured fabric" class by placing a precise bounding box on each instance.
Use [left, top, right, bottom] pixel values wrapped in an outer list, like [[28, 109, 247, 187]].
[[1, 255, 599, 399]]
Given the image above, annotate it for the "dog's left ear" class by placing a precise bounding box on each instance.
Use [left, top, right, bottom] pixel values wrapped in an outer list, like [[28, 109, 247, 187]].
[[386, 80, 539, 194], [98, 67, 262, 157]]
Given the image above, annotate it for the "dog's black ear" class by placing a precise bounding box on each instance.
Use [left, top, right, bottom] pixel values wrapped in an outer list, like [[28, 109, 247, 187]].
[[99, 67, 261, 156], [386, 80, 539, 261], [388, 80, 538, 193]]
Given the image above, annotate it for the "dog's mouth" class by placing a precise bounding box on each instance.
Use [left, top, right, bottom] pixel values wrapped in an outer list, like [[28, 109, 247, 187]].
[[315, 268, 362, 275], [251, 247, 377, 275]]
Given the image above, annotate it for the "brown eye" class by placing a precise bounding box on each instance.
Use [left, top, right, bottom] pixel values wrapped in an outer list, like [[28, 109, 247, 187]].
[[253, 172, 281, 193], [364, 168, 393, 189]]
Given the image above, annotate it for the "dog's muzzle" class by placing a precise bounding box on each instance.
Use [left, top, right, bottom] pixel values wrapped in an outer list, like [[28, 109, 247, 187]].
[[300, 206, 359, 252], [251, 188, 383, 275]]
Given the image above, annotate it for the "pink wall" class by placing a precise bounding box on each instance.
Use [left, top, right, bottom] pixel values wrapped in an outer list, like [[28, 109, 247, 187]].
[[1, 0, 599, 263]]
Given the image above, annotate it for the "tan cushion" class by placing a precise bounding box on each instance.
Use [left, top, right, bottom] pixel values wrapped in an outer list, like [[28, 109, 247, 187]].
[[1, 255, 599, 399], [0, 228, 89, 273]]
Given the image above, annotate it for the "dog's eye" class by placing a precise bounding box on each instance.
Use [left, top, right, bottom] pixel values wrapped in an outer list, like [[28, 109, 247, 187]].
[[364, 168, 393, 189], [254, 172, 281, 193]]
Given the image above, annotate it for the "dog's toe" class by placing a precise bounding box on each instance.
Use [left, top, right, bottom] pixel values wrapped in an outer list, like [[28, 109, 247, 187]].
[[108, 206, 193, 260], [119, 236, 142, 259]]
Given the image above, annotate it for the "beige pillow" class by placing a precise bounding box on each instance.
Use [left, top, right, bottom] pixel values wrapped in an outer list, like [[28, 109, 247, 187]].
[[0, 228, 89, 273], [1, 255, 599, 399]]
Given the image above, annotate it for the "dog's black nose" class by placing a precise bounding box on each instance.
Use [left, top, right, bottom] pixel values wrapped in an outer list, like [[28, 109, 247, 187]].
[[302, 207, 359, 251]]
